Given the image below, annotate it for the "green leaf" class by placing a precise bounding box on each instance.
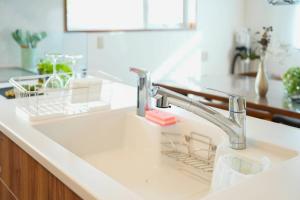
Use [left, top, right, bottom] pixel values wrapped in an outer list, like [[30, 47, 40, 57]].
[[56, 63, 72, 73], [11, 29, 47, 48], [37, 60, 53, 74], [37, 60, 72, 76], [283, 67, 300, 96]]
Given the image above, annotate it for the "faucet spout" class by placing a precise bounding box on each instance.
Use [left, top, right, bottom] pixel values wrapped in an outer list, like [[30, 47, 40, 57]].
[[154, 86, 247, 150], [130, 67, 246, 150]]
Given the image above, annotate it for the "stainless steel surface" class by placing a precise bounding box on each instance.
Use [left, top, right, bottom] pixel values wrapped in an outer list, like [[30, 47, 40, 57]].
[[130, 67, 151, 117], [207, 88, 246, 113], [155, 86, 247, 150], [161, 131, 216, 182], [129, 67, 247, 150]]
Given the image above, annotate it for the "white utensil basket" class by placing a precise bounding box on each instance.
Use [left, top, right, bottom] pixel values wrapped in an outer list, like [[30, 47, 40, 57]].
[[9, 74, 112, 122]]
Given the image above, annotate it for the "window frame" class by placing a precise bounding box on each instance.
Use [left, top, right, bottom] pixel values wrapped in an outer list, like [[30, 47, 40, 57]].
[[64, 0, 197, 32]]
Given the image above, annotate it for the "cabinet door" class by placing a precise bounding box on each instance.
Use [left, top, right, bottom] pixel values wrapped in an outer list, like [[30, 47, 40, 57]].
[[0, 132, 11, 185], [48, 173, 82, 200], [10, 141, 49, 200], [0, 132, 49, 199], [0, 131, 82, 200], [0, 178, 16, 200]]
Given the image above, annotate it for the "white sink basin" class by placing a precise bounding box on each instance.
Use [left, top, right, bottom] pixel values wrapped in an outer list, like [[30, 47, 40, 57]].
[[34, 107, 298, 200]]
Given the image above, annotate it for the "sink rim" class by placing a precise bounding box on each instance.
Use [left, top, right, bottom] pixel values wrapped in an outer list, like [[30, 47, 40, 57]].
[[32, 106, 300, 200]]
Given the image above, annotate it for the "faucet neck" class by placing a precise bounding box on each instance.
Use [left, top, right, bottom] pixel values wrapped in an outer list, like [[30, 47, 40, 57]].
[[154, 86, 247, 150], [130, 67, 152, 117]]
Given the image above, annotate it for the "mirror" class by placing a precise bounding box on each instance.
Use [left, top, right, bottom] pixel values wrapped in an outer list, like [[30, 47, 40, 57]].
[[65, 0, 197, 32]]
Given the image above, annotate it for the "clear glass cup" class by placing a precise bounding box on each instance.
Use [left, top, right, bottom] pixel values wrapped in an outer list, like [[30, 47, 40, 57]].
[[44, 53, 64, 89], [64, 54, 83, 88]]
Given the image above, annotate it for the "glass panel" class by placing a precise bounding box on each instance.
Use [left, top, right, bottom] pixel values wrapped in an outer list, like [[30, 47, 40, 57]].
[[67, 0, 144, 30], [66, 0, 197, 31], [147, 0, 184, 29]]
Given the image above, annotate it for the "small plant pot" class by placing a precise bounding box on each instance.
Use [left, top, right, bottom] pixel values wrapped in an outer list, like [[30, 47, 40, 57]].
[[21, 48, 37, 73]]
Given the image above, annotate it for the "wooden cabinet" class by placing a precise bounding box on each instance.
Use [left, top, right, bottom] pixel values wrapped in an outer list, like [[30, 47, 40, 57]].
[[0, 132, 11, 185], [0, 131, 82, 200], [0, 178, 16, 200]]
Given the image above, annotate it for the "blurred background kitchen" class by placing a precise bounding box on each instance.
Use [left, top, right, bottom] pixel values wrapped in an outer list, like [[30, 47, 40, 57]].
[[1, 0, 300, 127]]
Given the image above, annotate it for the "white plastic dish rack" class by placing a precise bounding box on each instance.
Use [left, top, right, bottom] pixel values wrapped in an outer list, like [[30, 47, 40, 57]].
[[9, 74, 112, 122]]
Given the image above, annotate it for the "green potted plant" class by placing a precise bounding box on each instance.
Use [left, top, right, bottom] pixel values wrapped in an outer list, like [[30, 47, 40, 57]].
[[11, 29, 47, 73], [282, 67, 300, 97]]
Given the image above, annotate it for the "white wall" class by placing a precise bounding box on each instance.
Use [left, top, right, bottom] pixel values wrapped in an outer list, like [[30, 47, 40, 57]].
[[0, 0, 87, 67], [0, 0, 246, 85], [197, 0, 245, 75], [245, 0, 300, 76], [87, 31, 203, 86], [88, 0, 246, 85]]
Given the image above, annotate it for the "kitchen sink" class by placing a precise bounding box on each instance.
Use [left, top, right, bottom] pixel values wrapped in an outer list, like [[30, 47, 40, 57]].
[[34, 107, 298, 200]]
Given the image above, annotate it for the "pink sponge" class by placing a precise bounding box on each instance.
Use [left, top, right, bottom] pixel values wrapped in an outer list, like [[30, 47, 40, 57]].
[[145, 109, 177, 126]]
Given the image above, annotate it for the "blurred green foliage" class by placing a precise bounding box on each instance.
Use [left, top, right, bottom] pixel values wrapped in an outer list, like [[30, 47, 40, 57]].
[[12, 29, 47, 48], [37, 60, 72, 75], [37, 60, 73, 85], [283, 67, 300, 96]]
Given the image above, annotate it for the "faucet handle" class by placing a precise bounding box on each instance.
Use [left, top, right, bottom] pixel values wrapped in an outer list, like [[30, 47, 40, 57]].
[[130, 67, 149, 78], [207, 88, 246, 113]]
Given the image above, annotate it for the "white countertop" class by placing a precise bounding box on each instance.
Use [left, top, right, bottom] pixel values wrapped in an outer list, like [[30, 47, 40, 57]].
[[0, 82, 300, 200], [203, 119, 300, 200]]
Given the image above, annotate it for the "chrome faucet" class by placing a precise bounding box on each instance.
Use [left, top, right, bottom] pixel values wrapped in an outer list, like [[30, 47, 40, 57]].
[[130, 68, 247, 150], [130, 67, 152, 117]]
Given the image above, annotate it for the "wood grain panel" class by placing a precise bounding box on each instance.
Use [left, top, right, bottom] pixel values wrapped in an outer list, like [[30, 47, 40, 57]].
[[0, 132, 11, 185], [0, 178, 16, 200], [0, 131, 82, 200], [48, 173, 82, 200]]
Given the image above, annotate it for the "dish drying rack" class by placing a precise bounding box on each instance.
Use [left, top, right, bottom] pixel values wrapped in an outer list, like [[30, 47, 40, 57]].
[[9, 74, 112, 122], [161, 131, 217, 181]]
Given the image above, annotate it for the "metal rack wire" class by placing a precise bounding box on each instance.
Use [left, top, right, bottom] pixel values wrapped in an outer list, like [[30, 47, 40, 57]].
[[10, 74, 112, 122], [161, 131, 217, 181]]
